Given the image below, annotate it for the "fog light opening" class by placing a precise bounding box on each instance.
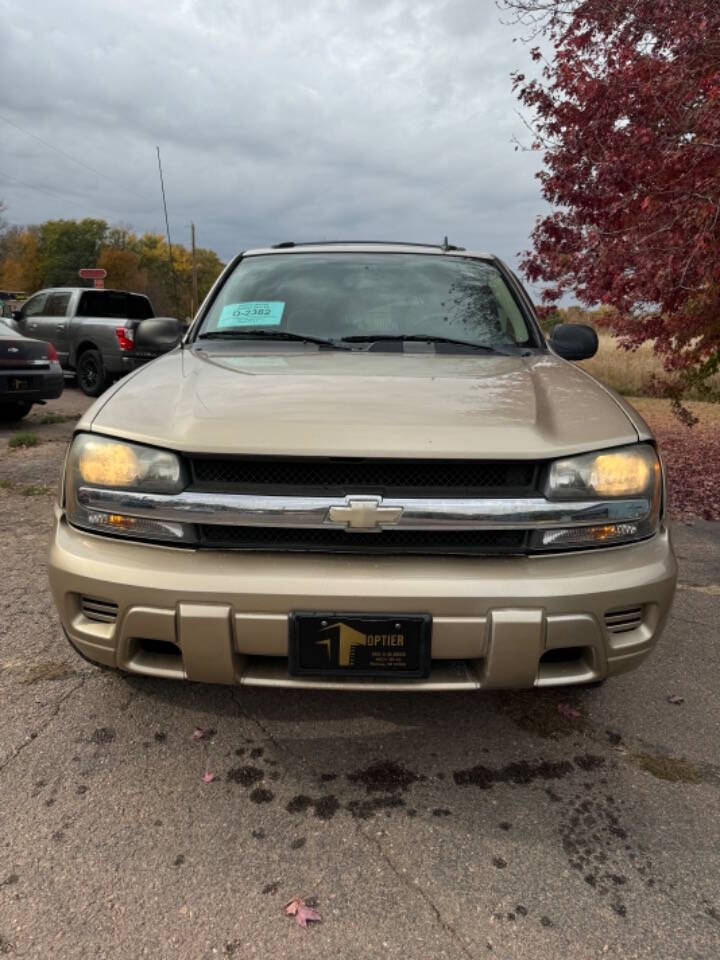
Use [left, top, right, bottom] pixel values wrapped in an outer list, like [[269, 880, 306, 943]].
[[126, 636, 185, 679], [540, 646, 585, 664], [536, 645, 600, 686], [136, 638, 181, 658]]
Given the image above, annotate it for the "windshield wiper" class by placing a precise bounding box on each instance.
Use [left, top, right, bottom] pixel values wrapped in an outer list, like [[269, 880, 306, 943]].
[[197, 330, 350, 350], [340, 334, 531, 356]]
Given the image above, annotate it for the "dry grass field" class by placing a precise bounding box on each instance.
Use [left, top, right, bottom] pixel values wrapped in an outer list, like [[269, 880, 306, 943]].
[[579, 333, 720, 400]]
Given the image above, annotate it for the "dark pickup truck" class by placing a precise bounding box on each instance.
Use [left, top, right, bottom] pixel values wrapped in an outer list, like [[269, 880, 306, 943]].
[[13, 288, 181, 396]]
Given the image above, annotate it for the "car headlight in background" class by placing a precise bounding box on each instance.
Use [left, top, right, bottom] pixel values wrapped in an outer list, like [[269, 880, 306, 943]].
[[65, 433, 196, 543], [535, 443, 662, 550]]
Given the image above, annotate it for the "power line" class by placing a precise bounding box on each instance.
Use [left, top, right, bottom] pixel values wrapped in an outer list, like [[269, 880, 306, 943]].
[[0, 168, 91, 210], [0, 111, 155, 205]]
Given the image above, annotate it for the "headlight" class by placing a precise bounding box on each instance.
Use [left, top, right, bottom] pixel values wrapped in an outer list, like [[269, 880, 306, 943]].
[[65, 434, 196, 544], [545, 444, 659, 500], [535, 443, 662, 551]]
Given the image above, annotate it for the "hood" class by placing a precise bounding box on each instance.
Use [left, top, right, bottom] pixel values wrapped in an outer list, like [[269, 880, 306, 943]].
[[85, 346, 639, 459]]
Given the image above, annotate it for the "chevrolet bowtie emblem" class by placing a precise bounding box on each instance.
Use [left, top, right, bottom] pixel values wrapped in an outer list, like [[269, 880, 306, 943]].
[[328, 497, 403, 531]]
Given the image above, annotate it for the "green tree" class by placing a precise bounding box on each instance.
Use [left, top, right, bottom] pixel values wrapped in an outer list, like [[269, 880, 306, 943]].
[[0, 214, 224, 316], [36, 218, 108, 287]]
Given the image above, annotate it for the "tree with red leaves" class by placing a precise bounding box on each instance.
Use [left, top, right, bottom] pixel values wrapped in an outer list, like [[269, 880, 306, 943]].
[[504, 0, 720, 403]]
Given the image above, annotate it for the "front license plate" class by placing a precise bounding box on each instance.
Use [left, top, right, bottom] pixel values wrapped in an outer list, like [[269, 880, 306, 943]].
[[289, 613, 431, 678]]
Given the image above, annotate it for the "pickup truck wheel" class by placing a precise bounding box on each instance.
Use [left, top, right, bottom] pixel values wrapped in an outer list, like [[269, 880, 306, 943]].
[[0, 401, 32, 420], [76, 349, 109, 397]]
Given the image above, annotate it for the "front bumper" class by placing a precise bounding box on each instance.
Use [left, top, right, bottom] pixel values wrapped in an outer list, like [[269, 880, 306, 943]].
[[48, 512, 677, 691]]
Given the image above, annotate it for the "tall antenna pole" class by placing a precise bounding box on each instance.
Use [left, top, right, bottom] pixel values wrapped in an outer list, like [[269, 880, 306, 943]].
[[191, 221, 198, 318], [156, 145, 181, 317]]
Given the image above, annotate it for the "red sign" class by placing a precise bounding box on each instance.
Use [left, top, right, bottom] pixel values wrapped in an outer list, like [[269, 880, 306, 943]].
[[79, 267, 106, 290]]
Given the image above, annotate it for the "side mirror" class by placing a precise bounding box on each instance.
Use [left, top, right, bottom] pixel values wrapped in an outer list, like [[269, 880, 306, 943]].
[[549, 323, 598, 361], [135, 317, 183, 355]]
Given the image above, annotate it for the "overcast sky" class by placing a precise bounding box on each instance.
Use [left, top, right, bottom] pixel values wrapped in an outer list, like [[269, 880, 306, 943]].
[[0, 0, 548, 285]]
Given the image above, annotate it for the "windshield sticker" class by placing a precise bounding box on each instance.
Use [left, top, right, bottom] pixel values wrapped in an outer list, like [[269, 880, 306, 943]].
[[218, 301, 285, 328]]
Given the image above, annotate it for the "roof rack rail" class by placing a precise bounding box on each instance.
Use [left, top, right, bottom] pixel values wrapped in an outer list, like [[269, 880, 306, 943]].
[[270, 240, 466, 251]]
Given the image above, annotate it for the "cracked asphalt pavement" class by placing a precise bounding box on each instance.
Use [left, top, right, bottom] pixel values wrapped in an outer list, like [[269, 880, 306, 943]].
[[1, 389, 719, 959]]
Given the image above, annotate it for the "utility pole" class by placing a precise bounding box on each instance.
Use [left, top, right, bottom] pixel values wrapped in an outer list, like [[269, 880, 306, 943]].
[[191, 222, 198, 319], [155, 145, 181, 318]]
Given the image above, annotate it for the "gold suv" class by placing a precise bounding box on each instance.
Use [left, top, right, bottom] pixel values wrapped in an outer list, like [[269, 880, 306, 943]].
[[49, 242, 677, 690]]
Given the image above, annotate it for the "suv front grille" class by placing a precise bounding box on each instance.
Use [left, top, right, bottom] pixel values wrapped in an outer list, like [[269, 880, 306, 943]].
[[187, 455, 543, 555], [189, 455, 539, 498], [199, 525, 527, 556]]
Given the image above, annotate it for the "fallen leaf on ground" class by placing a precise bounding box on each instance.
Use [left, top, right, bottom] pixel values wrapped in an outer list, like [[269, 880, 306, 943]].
[[557, 703, 582, 719], [192, 727, 215, 740], [202, 772, 216, 783], [667, 694, 684, 705], [284, 898, 322, 928]]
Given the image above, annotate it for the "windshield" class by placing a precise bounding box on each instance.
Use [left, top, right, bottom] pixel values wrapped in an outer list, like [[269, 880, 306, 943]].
[[197, 253, 535, 347]]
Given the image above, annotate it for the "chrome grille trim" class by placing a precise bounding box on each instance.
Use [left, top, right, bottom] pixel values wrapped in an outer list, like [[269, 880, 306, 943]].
[[77, 487, 651, 532]]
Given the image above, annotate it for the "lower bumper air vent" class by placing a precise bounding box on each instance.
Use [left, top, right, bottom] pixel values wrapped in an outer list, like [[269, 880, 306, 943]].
[[80, 596, 119, 624], [604, 606, 644, 635]]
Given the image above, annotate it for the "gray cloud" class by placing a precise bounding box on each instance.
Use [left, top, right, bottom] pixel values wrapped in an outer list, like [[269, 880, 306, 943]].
[[0, 0, 548, 287]]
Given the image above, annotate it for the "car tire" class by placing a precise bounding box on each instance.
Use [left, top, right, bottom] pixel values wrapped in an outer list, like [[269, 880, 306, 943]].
[[76, 349, 109, 397], [0, 401, 32, 420]]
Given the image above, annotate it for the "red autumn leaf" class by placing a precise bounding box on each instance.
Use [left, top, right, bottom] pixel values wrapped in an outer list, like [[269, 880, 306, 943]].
[[192, 727, 215, 740], [284, 898, 322, 928], [557, 702, 582, 719], [296, 905, 322, 928]]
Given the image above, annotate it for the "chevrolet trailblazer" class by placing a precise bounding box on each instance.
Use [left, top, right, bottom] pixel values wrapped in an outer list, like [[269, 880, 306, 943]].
[[49, 242, 677, 690]]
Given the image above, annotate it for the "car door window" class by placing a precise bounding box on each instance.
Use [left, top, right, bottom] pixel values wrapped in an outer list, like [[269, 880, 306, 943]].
[[45, 292, 71, 317], [20, 293, 47, 319]]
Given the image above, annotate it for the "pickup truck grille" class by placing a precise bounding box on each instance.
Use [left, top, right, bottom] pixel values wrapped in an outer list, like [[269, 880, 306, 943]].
[[189, 456, 539, 498], [199, 525, 527, 556]]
